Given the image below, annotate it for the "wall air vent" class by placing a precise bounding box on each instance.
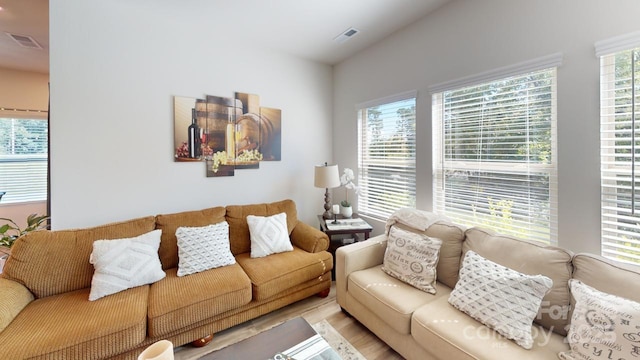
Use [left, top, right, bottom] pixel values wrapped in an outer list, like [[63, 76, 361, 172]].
[[5, 32, 42, 49], [333, 27, 360, 44]]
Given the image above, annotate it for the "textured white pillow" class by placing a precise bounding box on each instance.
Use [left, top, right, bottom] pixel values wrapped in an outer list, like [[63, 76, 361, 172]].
[[448, 250, 553, 349], [176, 221, 236, 277], [559, 280, 640, 360], [89, 229, 166, 301], [382, 226, 442, 294], [247, 212, 293, 258]]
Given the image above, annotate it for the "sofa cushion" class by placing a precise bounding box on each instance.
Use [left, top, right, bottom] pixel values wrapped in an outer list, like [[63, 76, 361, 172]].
[[176, 222, 236, 277], [0, 286, 148, 359], [2, 216, 156, 298], [147, 264, 252, 337], [89, 229, 166, 301], [226, 199, 298, 255], [348, 265, 448, 335], [235, 247, 331, 301], [559, 279, 640, 360], [155, 207, 226, 270], [247, 212, 294, 258], [463, 227, 573, 335], [382, 226, 442, 294], [571, 253, 640, 303], [390, 219, 465, 289], [448, 251, 553, 349], [412, 294, 569, 360]]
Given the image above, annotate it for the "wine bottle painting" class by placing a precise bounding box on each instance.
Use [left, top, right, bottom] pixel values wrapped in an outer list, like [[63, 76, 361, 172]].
[[173, 93, 281, 178]]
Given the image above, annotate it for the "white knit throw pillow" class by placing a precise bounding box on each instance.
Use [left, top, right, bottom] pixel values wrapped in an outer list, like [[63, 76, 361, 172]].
[[448, 250, 553, 349], [247, 212, 293, 258], [89, 230, 165, 301], [176, 222, 236, 277]]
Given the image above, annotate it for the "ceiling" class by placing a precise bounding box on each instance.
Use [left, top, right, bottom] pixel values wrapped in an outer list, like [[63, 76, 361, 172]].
[[0, 0, 450, 74]]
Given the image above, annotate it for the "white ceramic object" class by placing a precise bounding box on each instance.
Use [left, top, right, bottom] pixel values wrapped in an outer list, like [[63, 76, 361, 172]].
[[341, 205, 353, 218], [137, 340, 174, 360]]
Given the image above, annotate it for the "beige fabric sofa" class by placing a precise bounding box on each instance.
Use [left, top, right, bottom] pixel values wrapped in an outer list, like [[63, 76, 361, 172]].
[[0, 199, 332, 360], [336, 211, 640, 359]]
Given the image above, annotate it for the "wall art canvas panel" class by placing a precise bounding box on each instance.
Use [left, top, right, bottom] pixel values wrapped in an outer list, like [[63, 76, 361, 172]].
[[259, 107, 282, 161], [174, 96, 206, 162], [173, 91, 281, 178], [205, 95, 242, 177]]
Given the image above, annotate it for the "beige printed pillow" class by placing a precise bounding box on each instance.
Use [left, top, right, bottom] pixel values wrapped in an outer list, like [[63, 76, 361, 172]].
[[559, 279, 640, 360], [382, 226, 442, 294]]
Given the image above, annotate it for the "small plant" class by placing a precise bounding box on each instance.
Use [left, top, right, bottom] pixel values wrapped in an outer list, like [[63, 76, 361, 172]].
[[340, 168, 358, 207], [0, 214, 50, 248]]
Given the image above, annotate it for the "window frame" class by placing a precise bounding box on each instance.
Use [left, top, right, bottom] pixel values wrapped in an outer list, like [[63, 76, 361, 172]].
[[0, 115, 49, 204], [356, 91, 417, 220], [596, 32, 640, 264], [430, 55, 561, 244]]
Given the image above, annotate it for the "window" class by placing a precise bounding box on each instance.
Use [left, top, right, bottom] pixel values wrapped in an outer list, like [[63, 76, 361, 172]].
[[598, 35, 640, 264], [432, 58, 559, 244], [0, 117, 48, 203], [357, 92, 417, 219]]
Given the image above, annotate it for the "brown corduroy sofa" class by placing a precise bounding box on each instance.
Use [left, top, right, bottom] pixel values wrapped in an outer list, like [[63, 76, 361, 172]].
[[0, 199, 332, 360]]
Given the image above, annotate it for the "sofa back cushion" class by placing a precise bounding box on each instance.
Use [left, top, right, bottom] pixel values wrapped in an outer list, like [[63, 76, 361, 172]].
[[225, 199, 297, 255], [572, 253, 640, 303], [391, 219, 465, 289], [463, 227, 573, 335], [2, 216, 156, 299], [155, 207, 226, 270]]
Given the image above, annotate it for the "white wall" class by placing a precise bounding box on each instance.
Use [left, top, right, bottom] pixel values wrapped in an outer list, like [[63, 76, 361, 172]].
[[333, 0, 640, 254], [49, 1, 333, 229], [0, 67, 49, 229]]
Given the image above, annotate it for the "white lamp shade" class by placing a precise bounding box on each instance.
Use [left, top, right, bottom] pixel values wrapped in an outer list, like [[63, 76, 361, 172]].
[[314, 164, 341, 188]]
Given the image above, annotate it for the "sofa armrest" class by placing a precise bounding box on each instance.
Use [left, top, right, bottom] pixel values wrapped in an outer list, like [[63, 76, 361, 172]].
[[0, 278, 34, 332], [290, 221, 329, 253], [335, 234, 387, 307]]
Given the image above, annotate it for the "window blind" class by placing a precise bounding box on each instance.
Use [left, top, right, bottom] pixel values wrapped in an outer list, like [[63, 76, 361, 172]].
[[357, 94, 416, 219], [0, 118, 48, 203], [599, 47, 640, 264], [433, 68, 558, 244]]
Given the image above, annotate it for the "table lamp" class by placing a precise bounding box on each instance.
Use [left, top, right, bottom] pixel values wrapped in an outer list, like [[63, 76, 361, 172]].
[[314, 162, 341, 219]]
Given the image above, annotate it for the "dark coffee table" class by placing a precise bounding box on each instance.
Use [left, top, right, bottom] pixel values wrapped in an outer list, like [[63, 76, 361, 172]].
[[200, 317, 324, 359]]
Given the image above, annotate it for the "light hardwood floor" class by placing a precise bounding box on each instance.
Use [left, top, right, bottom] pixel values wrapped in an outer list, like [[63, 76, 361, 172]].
[[174, 283, 404, 360]]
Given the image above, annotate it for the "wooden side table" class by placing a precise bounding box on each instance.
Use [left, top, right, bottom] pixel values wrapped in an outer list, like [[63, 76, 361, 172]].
[[317, 214, 372, 240], [318, 214, 372, 279]]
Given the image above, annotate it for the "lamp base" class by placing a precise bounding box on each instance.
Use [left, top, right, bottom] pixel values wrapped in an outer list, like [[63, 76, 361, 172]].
[[322, 188, 332, 219]]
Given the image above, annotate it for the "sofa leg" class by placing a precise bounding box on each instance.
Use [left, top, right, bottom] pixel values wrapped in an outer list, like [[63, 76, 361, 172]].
[[341, 307, 352, 317], [191, 334, 213, 347], [317, 288, 330, 298]]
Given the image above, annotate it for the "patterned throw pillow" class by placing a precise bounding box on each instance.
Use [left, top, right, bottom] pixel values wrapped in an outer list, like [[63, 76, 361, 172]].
[[247, 212, 293, 258], [559, 280, 640, 360], [176, 221, 236, 277], [89, 230, 166, 301], [448, 250, 553, 349], [382, 226, 442, 294]]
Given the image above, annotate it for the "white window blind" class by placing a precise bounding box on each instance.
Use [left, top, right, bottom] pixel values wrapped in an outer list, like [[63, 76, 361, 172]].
[[433, 68, 558, 244], [357, 93, 416, 219], [599, 46, 640, 264], [0, 118, 48, 204]]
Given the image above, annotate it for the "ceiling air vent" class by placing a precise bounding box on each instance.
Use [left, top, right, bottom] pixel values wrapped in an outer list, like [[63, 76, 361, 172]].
[[5, 32, 42, 49], [333, 27, 360, 44]]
